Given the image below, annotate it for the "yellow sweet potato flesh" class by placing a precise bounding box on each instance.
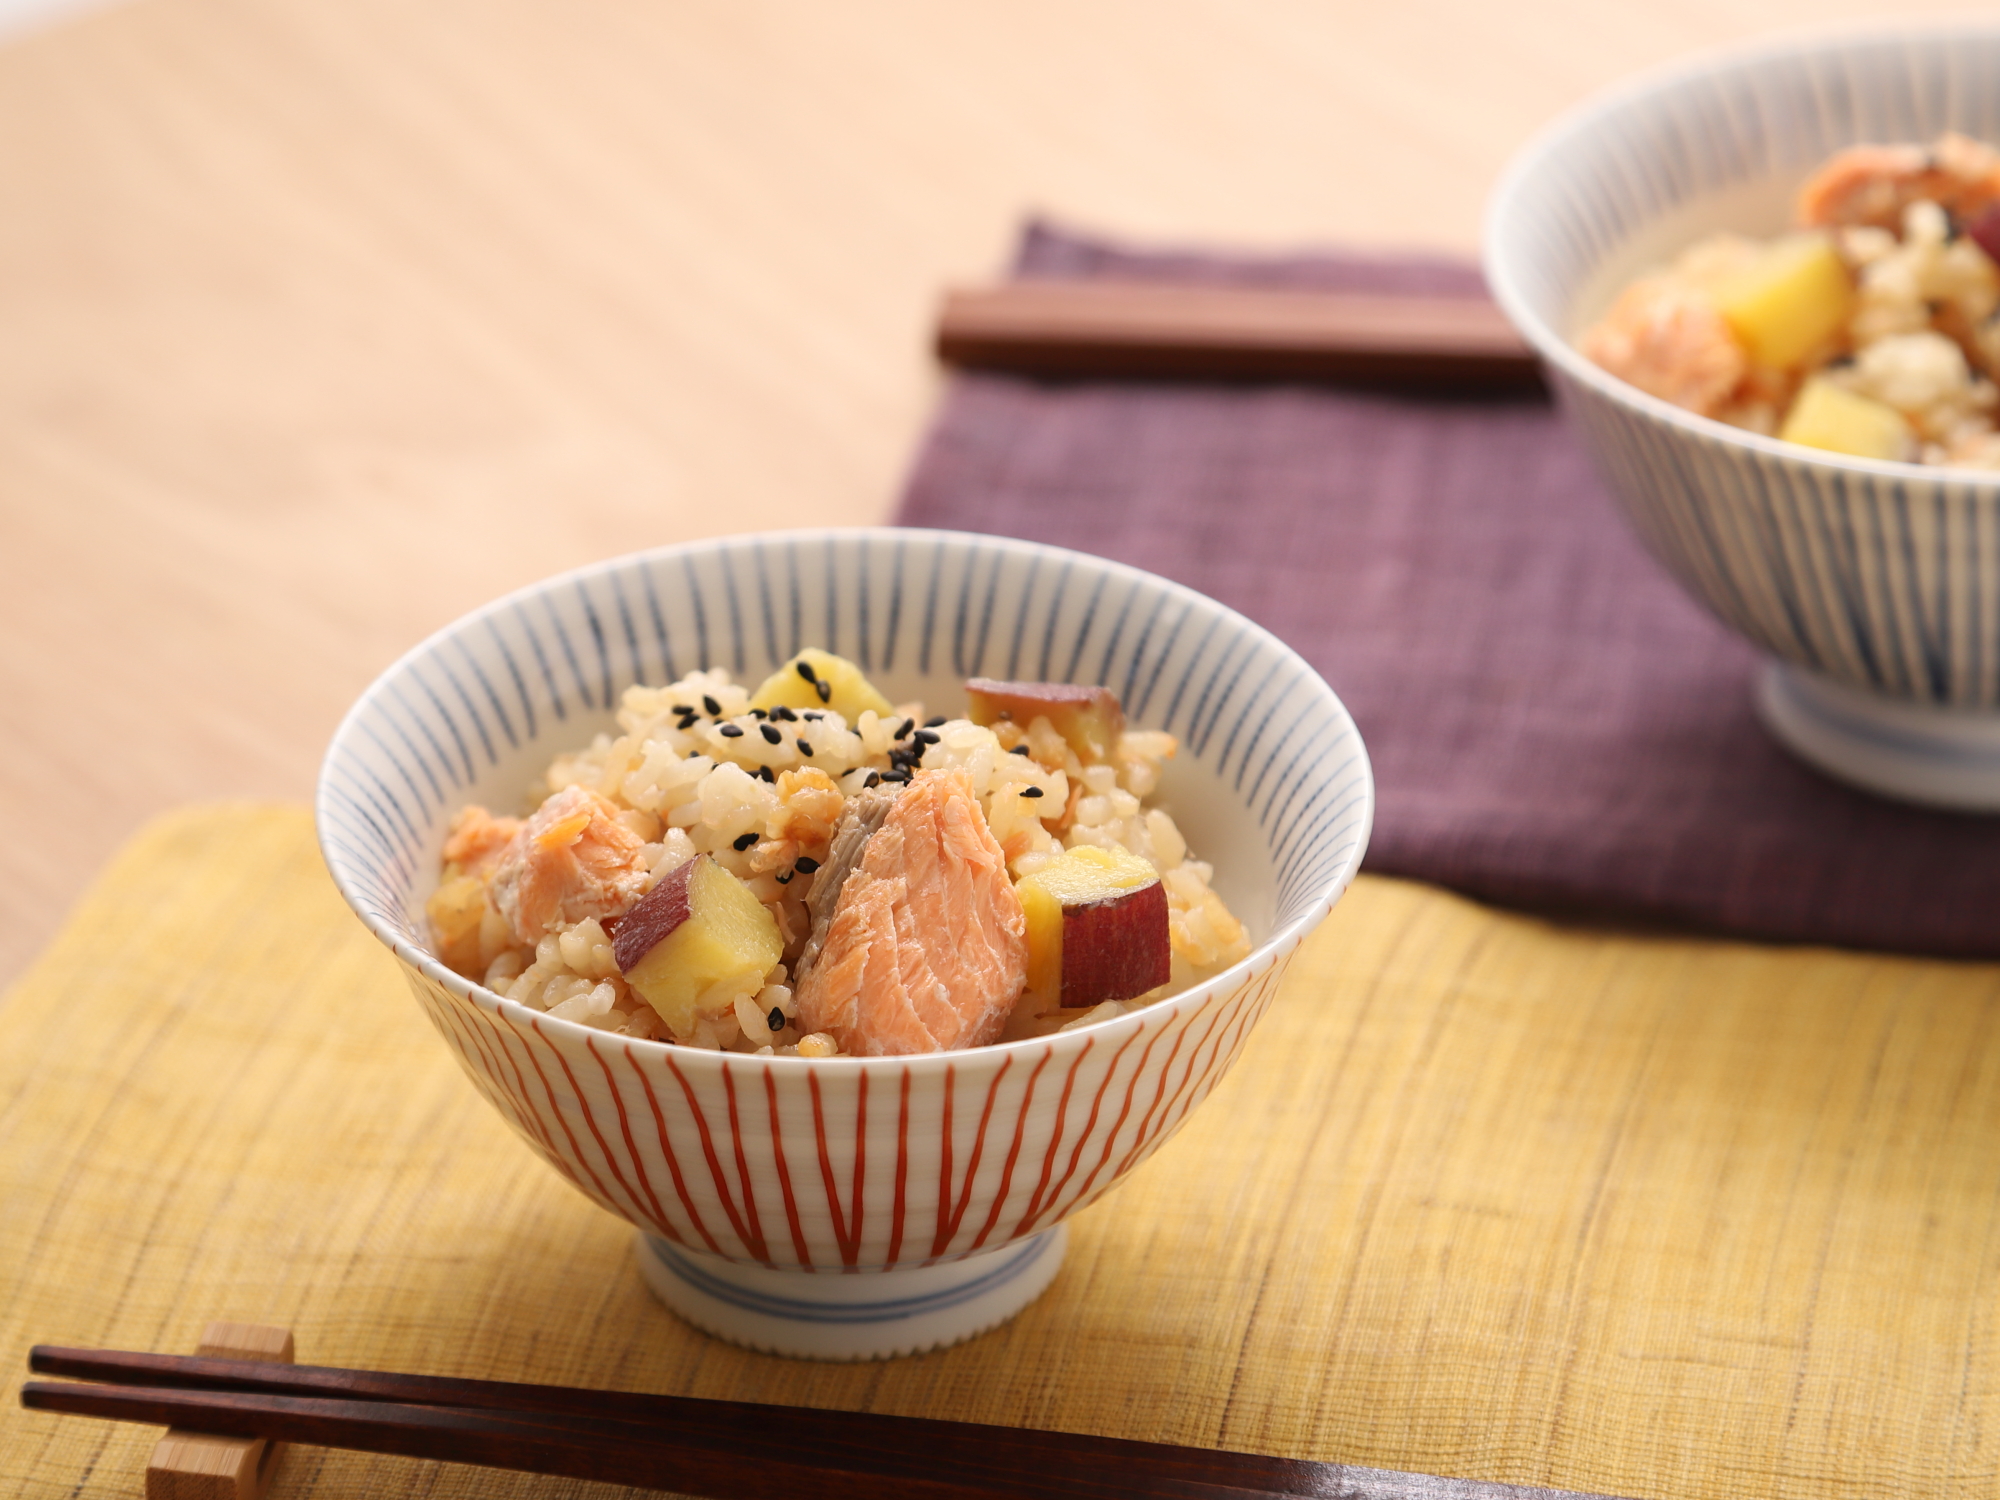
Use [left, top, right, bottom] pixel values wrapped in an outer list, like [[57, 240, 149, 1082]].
[[1779, 377, 1911, 461], [623, 857, 781, 1036], [1712, 234, 1854, 371], [426, 874, 489, 973], [749, 648, 895, 724]]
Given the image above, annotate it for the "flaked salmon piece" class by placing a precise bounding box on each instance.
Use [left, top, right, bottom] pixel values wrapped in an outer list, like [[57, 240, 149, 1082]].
[[1795, 133, 2000, 229], [795, 785, 902, 982], [441, 805, 522, 880], [794, 768, 1027, 1055], [489, 786, 652, 945], [1578, 276, 1747, 417]]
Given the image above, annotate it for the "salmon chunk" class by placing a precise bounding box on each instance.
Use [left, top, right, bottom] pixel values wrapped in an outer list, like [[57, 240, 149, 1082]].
[[441, 805, 522, 879], [489, 786, 652, 944], [795, 785, 902, 982], [794, 768, 1028, 1055]]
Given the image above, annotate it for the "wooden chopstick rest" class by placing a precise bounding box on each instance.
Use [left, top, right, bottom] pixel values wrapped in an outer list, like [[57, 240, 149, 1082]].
[[935, 279, 1544, 391], [146, 1323, 293, 1500]]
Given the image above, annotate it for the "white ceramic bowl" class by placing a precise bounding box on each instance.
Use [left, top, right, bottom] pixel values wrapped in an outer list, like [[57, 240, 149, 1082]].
[[1486, 24, 2000, 810], [316, 529, 1373, 1358]]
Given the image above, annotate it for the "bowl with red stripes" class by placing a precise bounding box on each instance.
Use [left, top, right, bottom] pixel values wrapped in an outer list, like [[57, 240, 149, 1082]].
[[317, 529, 1372, 1359]]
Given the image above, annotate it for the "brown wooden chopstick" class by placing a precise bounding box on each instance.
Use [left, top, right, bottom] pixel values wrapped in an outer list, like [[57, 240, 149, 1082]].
[[24, 1345, 1636, 1500], [935, 280, 1544, 392]]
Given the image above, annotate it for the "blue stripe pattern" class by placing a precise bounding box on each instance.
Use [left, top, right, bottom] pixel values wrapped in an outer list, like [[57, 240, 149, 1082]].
[[317, 530, 1374, 979], [1487, 25, 2000, 709], [642, 1230, 1056, 1324]]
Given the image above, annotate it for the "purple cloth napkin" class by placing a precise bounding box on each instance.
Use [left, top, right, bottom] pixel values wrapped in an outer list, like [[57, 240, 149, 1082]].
[[894, 222, 2000, 959]]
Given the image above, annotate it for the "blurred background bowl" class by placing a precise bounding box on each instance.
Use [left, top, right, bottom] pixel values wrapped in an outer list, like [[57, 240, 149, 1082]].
[[316, 528, 1373, 1358], [1486, 24, 2000, 810]]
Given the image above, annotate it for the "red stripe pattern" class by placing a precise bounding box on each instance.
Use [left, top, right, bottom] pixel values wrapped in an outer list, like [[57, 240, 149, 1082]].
[[402, 932, 1312, 1270]]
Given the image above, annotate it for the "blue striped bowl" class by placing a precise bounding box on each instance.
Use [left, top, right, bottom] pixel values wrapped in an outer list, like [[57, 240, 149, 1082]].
[[315, 529, 1372, 1357], [1486, 25, 2000, 809]]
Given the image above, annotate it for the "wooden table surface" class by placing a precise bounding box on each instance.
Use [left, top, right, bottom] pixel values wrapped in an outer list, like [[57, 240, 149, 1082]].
[[0, 0, 1986, 985]]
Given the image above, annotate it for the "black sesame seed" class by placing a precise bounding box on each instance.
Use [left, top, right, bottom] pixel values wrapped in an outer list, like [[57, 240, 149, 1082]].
[[676, 714, 699, 731], [1010, 744, 1031, 756], [925, 715, 947, 728], [795, 659, 819, 685], [803, 710, 822, 721], [1020, 786, 1045, 799], [865, 772, 881, 788], [895, 718, 915, 739], [760, 723, 782, 745], [816, 679, 832, 703], [758, 765, 777, 783], [797, 738, 814, 756], [703, 694, 722, 717], [750, 708, 768, 719], [880, 770, 911, 784], [767, 1007, 785, 1031], [776, 869, 793, 884], [671, 704, 694, 714], [719, 723, 745, 738], [914, 729, 940, 746], [794, 856, 821, 874], [772, 705, 798, 722], [732, 831, 759, 851]]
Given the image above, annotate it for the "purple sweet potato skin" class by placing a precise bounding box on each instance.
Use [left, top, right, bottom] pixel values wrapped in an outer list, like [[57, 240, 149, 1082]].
[[611, 858, 696, 974], [1062, 879, 1170, 1006], [965, 678, 1104, 710]]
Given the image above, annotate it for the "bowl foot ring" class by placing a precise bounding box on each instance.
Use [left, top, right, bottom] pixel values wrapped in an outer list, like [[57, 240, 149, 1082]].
[[634, 1223, 1068, 1360], [1756, 661, 2000, 812]]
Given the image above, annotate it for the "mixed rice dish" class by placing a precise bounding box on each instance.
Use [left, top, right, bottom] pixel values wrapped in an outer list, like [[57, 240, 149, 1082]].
[[427, 649, 1250, 1057], [1581, 132, 2000, 468]]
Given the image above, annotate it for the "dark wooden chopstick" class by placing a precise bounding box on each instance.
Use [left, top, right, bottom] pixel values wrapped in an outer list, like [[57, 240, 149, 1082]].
[[24, 1345, 1636, 1500], [935, 280, 1544, 392]]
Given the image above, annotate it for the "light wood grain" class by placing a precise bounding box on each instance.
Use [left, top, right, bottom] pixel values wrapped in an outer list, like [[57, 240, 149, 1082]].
[[1, 0, 1993, 983]]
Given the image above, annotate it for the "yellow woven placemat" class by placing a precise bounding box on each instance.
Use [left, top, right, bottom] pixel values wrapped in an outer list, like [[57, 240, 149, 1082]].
[[4, 805, 1997, 1499]]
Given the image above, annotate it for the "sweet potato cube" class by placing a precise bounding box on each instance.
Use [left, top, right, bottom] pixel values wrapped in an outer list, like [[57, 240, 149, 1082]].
[[1712, 233, 1854, 371], [614, 856, 781, 1036], [749, 648, 895, 723], [965, 679, 1125, 763], [426, 874, 489, 976], [1018, 844, 1170, 1007], [1779, 377, 1912, 461]]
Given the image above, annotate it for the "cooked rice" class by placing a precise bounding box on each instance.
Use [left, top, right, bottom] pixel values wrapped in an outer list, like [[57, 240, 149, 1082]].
[[1581, 134, 2000, 468], [430, 665, 1250, 1056]]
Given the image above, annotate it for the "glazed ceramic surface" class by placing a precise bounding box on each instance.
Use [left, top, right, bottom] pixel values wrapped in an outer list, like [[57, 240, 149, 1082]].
[[1486, 26, 2000, 808], [317, 530, 1372, 1351]]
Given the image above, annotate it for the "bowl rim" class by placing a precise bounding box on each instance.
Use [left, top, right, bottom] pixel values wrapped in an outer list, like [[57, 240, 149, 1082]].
[[315, 526, 1376, 1073], [1483, 17, 2000, 492]]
